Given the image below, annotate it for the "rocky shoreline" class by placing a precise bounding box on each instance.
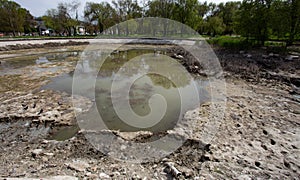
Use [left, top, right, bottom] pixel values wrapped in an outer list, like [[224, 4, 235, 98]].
[[0, 42, 299, 179]]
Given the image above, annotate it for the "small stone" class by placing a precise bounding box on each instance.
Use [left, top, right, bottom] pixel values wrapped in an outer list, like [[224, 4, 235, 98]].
[[99, 172, 110, 179], [262, 55, 268, 59], [286, 55, 299, 61], [67, 160, 90, 172], [246, 54, 252, 58], [238, 175, 251, 180], [24, 122, 30, 127], [42, 156, 48, 162], [44, 152, 54, 156], [162, 158, 171, 162], [120, 145, 127, 151], [132, 173, 141, 179], [90, 166, 98, 172], [87, 173, 98, 179], [32, 149, 43, 157], [112, 171, 121, 176], [181, 167, 194, 177], [45, 176, 78, 180]]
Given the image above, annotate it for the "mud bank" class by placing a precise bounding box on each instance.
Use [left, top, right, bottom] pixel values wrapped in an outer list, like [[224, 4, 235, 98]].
[[0, 41, 89, 51]]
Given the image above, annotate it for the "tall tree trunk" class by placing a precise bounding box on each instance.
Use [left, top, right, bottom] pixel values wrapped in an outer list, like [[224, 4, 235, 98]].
[[126, 21, 129, 36], [9, 17, 16, 36], [287, 0, 298, 46]]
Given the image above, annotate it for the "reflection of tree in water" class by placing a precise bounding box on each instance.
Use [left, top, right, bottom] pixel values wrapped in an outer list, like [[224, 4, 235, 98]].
[[148, 59, 191, 89], [148, 74, 176, 89], [98, 49, 155, 77]]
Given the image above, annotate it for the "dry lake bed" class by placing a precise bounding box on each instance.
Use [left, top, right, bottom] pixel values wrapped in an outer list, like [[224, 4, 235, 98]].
[[0, 39, 299, 179]]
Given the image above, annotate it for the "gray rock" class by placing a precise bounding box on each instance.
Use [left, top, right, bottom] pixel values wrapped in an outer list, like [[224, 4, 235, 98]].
[[99, 172, 110, 179], [286, 55, 299, 61], [237, 175, 251, 180], [31, 149, 43, 157], [67, 160, 90, 172]]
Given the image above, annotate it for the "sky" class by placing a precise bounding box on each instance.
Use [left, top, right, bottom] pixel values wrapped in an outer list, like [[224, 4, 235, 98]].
[[14, 0, 233, 18]]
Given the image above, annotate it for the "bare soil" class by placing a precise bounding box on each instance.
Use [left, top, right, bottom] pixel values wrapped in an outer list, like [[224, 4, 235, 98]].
[[0, 43, 299, 179]]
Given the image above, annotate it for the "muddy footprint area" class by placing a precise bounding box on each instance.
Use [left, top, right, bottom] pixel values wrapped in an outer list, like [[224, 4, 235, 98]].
[[0, 44, 299, 179]]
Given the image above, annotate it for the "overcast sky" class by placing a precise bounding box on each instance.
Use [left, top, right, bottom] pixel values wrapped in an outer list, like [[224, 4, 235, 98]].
[[15, 0, 234, 18]]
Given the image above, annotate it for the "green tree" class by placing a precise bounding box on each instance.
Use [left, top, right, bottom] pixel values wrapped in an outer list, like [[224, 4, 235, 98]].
[[43, 1, 80, 36], [217, 2, 241, 35], [269, 0, 290, 39], [147, 0, 175, 19], [172, 0, 202, 35], [112, 0, 142, 35], [235, 0, 272, 45], [206, 16, 225, 36], [112, 0, 142, 21], [287, 0, 300, 45], [146, 0, 176, 36], [84, 2, 116, 33], [23, 9, 36, 34], [0, 0, 33, 36]]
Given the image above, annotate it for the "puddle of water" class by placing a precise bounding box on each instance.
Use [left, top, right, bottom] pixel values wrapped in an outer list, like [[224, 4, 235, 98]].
[[0, 51, 81, 75], [42, 48, 210, 138], [48, 125, 79, 141], [42, 71, 75, 93], [36, 57, 50, 64]]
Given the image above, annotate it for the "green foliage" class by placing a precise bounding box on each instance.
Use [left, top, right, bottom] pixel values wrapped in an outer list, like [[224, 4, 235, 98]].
[[235, 0, 270, 45], [216, 2, 241, 35], [0, 0, 35, 35], [42, 1, 80, 35], [147, 0, 175, 19], [208, 36, 252, 49], [1, 0, 299, 47], [205, 16, 225, 37], [84, 2, 116, 33], [235, 0, 300, 46]]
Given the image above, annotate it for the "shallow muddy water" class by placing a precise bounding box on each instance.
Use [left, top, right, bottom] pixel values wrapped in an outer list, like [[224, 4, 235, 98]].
[[43, 49, 210, 135], [0, 51, 81, 76], [48, 125, 80, 141], [1, 47, 210, 140]]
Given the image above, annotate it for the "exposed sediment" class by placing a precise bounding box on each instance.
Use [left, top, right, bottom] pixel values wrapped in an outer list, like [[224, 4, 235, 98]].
[[0, 40, 89, 51], [0, 43, 299, 179]]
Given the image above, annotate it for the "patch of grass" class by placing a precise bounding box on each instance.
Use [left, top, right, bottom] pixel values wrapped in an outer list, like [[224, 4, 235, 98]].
[[264, 41, 287, 54], [207, 36, 252, 50], [208, 36, 290, 52], [264, 41, 286, 47]]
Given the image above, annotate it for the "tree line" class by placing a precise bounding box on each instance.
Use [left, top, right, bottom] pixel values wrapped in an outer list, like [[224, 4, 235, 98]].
[[0, 0, 299, 45]]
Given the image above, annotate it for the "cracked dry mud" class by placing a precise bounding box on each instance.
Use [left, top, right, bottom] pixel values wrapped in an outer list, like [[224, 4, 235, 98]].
[[0, 43, 299, 179]]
